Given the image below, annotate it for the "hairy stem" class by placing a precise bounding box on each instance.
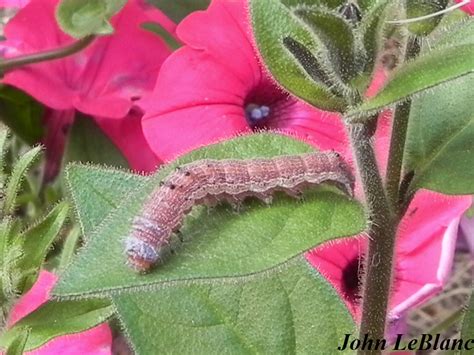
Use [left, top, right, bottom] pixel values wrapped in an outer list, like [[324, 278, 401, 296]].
[[385, 37, 421, 216], [347, 121, 395, 355], [0, 35, 95, 73], [385, 101, 411, 215]]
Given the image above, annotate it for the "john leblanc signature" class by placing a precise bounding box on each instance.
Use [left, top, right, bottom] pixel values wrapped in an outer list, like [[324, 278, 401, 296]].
[[338, 333, 474, 351]]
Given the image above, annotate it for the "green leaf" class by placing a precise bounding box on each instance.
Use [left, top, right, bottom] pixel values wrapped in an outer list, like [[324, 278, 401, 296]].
[[0, 299, 114, 352], [65, 164, 147, 239], [56, 134, 362, 353], [0, 86, 43, 146], [348, 43, 474, 119], [359, 0, 391, 77], [114, 261, 355, 354], [64, 114, 128, 169], [294, 7, 357, 82], [250, 0, 347, 112], [2, 146, 42, 216], [58, 225, 81, 273], [56, 0, 126, 38], [54, 133, 364, 296], [17, 202, 69, 292], [145, 0, 210, 23], [0, 129, 9, 187], [460, 290, 474, 354], [403, 74, 474, 194], [4, 328, 29, 355]]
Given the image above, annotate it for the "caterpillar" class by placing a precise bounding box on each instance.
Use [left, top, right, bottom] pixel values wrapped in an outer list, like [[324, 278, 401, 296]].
[[124, 151, 355, 272]]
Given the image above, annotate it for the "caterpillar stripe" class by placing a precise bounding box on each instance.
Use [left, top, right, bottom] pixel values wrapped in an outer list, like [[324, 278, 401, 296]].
[[125, 151, 354, 272]]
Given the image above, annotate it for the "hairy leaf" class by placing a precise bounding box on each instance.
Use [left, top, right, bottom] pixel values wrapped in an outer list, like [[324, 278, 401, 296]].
[[250, 0, 347, 112], [56, 0, 126, 38], [2, 146, 42, 216], [0, 299, 114, 351], [17, 202, 69, 292], [348, 43, 474, 119], [403, 74, 474, 195]]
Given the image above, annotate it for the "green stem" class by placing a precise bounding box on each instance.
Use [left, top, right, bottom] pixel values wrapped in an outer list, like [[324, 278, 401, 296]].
[[385, 101, 411, 215], [0, 36, 95, 73], [385, 37, 421, 216], [347, 120, 396, 355]]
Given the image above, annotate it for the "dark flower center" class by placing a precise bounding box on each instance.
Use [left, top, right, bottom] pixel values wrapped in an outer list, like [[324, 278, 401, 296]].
[[341, 256, 363, 304]]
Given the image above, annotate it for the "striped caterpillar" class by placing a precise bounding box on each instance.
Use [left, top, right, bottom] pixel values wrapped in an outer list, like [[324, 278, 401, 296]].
[[125, 151, 354, 272]]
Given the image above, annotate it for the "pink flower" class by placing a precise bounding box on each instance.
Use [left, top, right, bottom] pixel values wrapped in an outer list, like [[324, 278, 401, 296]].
[[307, 193, 472, 323], [3, 0, 174, 119], [2, 0, 173, 174], [7, 271, 112, 355], [456, 0, 474, 15], [140, 0, 347, 162], [0, 0, 28, 8]]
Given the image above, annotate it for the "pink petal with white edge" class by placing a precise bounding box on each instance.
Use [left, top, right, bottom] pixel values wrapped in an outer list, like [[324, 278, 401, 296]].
[[8, 271, 112, 355]]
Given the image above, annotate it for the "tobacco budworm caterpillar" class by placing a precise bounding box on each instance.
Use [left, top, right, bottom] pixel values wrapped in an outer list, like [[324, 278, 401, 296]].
[[125, 151, 354, 272]]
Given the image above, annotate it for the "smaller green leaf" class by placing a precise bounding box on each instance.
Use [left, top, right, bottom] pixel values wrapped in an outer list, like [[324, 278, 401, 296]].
[[294, 7, 358, 82], [0, 129, 9, 186], [64, 114, 128, 169], [2, 146, 42, 216], [406, 0, 449, 36], [58, 225, 81, 273], [460, 290, 474, 354], [17, 202, 69, 292], [403, 74, 474, 195], [0, 86, 44, 146], [145, 0, 210, 23], [250, 0, 347, 112], [359, 0, 391, 76], [348, 43, 474, 119], [0, 299, 114, 352], [56, 0, 126, 38], [4, 328, 29, 355]]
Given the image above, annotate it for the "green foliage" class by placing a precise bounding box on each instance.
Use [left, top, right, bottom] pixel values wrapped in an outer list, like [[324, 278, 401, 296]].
[[403, 74, 474, 195], [4, 328, 29, 355], [401, 18, 474, 195], [146, 0, 210, 23], [55, 133, 364, 353], [0, 130, 69, 328], [0, 86, 43, 146], [348, 43, 474, 120], [2, 146, 42, 216], [16, 202, 69, 292], [250, 0, 347, 112], [294, 7, 358, 82], [56, 0, 127, 38], [0, 299, 114, 352]]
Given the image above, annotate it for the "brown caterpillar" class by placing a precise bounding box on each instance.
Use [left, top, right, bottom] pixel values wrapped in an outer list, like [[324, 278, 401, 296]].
[[125, 151, 354, 272]]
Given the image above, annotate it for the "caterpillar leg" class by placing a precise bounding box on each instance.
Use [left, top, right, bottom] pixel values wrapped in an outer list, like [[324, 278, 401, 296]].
[[254, 192, 273, 205], [284, 187, 304, 200]]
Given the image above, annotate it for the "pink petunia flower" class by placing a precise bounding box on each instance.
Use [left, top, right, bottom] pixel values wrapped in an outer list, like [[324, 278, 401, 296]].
[[2, 0, 174, 175], [456, 0, 474, 15], [7, 270, 112, 355], [140, 0, 348, 162], [307, 193, 472, 324], [0, 0, 28, 8], [138, 0, 473, 336]]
